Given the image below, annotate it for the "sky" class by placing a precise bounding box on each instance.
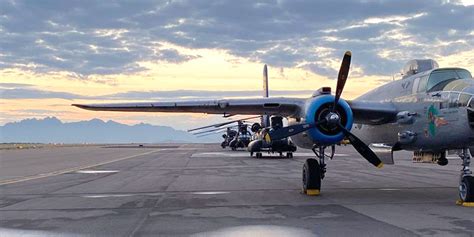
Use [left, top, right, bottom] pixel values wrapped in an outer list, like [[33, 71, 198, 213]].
[[1, 0, 473, 130]]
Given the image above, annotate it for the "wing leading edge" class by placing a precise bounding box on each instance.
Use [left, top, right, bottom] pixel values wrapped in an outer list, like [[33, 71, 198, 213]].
[[73, 98, 398, 125], [72, 97, 305, 117], [348, 100, 399, 125]]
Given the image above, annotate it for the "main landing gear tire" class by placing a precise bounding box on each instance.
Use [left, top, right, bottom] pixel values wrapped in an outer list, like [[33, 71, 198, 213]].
[[256, 152, 263, 158], [286, 153, 293, 158], [459, 176, 474, 202], [303, 159, 321, 196]]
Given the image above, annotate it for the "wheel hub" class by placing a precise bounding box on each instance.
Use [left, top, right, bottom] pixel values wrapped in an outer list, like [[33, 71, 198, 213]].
[[459, 182, 467, 200]]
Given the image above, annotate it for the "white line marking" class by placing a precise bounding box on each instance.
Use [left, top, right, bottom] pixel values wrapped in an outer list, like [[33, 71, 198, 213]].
[[0, 149, 160, 186], [82, 194, 135, 198], [192, 191, 230, 195], [75, 170, 119, 174]]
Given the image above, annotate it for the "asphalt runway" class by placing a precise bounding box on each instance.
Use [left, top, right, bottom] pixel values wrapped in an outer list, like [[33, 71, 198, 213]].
[[0, 144, 473, 236]]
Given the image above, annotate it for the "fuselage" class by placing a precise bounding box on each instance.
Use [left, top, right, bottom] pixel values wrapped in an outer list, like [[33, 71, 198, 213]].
[[290, 67, 474, 152]]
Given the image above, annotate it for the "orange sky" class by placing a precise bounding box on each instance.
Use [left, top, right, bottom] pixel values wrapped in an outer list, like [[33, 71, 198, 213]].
[[2, 46, 474, 129]]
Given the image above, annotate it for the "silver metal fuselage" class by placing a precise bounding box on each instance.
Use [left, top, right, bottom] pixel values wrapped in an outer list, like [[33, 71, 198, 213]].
[[290, 67, 474, 152]]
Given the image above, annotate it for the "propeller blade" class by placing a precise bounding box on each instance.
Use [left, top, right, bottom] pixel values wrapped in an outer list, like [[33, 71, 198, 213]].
[[191, 125, 238, 135], [337, 124, 383, 168], [268, 120, 325, 141], [187, 115, 261, 132], [333, 51, 351, 111]]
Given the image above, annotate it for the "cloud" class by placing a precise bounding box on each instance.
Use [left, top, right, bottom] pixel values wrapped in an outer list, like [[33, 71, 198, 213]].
[[0, 88, 88, 100], [0, 83, 33, 88], [0, 87, 314, 100], [0, 0, 472, 77]]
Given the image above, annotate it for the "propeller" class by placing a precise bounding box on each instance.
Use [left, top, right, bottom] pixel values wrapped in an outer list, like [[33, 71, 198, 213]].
[[268, 119, 325, 141], [267, 51, 383, 168], [187, 115, 261, 132], [191, 125, 237, 135], [337, 124, 383, 168], [333, 51, 351, 111]]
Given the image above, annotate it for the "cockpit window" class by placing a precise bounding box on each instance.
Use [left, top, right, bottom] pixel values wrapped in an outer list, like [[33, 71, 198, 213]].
[[427, 69, 472, 92], [456, 69, 472, 79]]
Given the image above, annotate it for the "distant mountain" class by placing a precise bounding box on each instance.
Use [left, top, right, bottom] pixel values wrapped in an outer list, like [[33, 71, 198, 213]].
[[0, 117, 220, 143]]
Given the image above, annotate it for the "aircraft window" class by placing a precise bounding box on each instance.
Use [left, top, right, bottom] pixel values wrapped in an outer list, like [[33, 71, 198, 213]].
[[417, 75, 428, 92], [448, 92, 460, 108], [459, 93, 471, 107], [456, 69, 472, 79], [469, 97, 474, 109], [427, 69, 462, 92]]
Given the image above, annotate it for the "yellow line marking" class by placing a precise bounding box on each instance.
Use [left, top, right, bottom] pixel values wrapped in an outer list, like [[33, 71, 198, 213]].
[[305, 189, 320, 196], [456, 200, 474, 207], [0, 149, 161, 186]]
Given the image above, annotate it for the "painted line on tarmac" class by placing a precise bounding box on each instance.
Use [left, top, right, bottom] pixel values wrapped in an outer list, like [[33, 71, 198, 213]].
[[0, 149, 161, 186]]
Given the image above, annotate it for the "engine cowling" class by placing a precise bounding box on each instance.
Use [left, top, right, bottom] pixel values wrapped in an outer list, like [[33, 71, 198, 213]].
[[251, 123, 261, 133], [305, 95, 353, 145]]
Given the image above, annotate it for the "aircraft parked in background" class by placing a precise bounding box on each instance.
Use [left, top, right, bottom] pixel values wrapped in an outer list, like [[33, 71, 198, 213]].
[[189, 116, 259, 150]]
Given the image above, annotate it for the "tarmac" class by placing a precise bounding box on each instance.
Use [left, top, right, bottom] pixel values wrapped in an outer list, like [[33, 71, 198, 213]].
[[0, 144, 473, 236]]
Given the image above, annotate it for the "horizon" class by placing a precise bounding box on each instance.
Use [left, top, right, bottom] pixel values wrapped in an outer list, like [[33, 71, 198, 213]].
[[0, 116, 222, 143]]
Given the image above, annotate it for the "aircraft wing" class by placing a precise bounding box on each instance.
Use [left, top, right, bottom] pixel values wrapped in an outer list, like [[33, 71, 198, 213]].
[[348, 100, 399, 125], [72, 98, 304, 117]]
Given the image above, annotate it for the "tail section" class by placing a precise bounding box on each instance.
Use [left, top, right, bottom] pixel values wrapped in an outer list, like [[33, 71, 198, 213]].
[[262, 64, 270, 127], [263, 64, 269, 98]]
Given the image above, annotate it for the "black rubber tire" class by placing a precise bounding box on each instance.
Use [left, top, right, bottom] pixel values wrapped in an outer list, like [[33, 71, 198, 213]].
[[286, 153, 293, 158], [256, 152, 262, 158], [302, 159, 321, 193], [250, 152, 253, 157], [231, 147, 236, 151], [459, 176, 474, 202]]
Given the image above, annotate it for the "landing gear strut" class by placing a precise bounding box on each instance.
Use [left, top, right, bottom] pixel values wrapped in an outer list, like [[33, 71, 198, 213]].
[[459, 148, 474, 203], [302, 145, 334, 196]]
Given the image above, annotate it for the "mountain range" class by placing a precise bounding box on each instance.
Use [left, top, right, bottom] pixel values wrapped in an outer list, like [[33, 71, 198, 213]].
[[0, 117, 220, 143]]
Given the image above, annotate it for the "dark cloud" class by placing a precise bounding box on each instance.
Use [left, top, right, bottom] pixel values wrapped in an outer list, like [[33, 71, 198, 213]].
[[0, 0, 472, 76], [0, 88, 88, 100]]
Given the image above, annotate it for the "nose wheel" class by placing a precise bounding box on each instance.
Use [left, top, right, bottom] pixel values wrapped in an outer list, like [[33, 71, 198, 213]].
[[303, 159, 321, 196], [302, 146, 332, 196]]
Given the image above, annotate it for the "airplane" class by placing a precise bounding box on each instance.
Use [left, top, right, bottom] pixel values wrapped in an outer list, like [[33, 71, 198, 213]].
[[73, 51, 474, 204], [246, 65, 298, 158], [248, 115, 298, 158], [188, 116, 260, 150]]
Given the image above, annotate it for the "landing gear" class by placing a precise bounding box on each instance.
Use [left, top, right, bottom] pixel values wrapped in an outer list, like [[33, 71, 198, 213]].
[[255, 152, 263, 158], [437, 152, 448, 166], [286, 152, 293, 158], [460, 176, 474, 202], [459, 148, 474, 202], [302, 146, 332, 195], [303, 159, 321, 195]]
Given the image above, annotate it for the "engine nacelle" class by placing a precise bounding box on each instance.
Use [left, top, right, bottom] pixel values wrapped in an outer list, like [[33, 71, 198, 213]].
[[251, 123, 261, 133], [305, 95, 353, 145]]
